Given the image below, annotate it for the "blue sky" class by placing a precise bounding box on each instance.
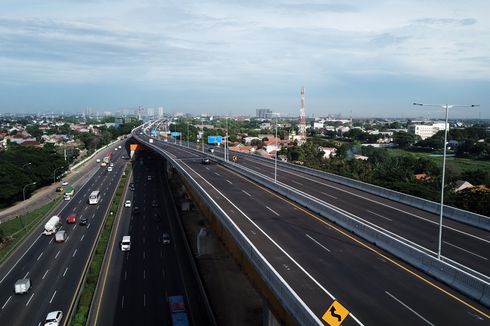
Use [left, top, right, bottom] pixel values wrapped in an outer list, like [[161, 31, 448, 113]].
[[0, 0, 489, 118]]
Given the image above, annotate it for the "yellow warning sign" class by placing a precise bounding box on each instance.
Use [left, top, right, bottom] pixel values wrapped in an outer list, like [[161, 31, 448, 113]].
[[232, 155, 238, 161], [322, 300, 349, 326]]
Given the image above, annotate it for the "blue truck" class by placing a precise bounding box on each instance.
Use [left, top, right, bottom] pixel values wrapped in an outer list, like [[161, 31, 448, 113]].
[[168, 295, 189, 326]]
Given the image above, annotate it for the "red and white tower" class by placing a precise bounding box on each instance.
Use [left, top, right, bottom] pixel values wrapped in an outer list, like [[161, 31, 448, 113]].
[[298, 86, 306, 139]]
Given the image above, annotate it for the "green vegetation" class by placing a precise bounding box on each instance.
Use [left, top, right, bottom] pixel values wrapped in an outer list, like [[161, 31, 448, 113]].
[[0, 144, 69, 208], [0, 198, 61, 263], [71, 165, 130, 326]]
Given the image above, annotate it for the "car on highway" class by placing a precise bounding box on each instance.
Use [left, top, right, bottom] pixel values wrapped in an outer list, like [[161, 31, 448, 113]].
[[129, 183, 135, 191], [96, 158, 101, 163], [63, 195, 71, 201], [133, 206, 140, 214], [120, 236, 131, 251], [107, 166, 113, 172], [124, 200, 132, 207], [44, 310, 63, 326], [208, 148, 214, 153], [162, 233, 171, 245], [66, 214, 76, 224], [147, 175, 152, 181], [201, 158, 210, 164], [61, 181, 68, 186], [151, 199, 158, 207], [110, 162, 114, 167], [55, 187, 64, 192], [118, 145, 122, 149], [114, 147, 118, 151], [79, 217, 88, 226]]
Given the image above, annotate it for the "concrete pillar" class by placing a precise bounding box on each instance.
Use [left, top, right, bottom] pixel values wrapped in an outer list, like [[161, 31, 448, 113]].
[[197, 227, 213, 256]]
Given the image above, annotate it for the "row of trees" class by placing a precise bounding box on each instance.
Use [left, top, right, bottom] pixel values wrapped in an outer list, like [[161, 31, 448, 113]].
[[0, 143, 69, 208]]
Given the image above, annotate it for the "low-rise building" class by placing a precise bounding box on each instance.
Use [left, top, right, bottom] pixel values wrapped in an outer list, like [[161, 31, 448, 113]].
[[408, 122, 447, 140]]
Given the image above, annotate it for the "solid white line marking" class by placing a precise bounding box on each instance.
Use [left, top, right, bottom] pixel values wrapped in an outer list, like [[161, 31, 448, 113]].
[[443, 241, 488, 260], [266, 206, 280, 216], [321, 191, 337, 200], [306, 234, 331, 252], [37, 252, 43, 261], [385, 291, 434, 325], [81, 235, 85, 241], [26, 293, 34, 306], [2, 296, 12, 309], [72, 249, 78, 257], [49, 291, 57, 304], [242, 190, 252, 197], [367, 210, 393, 222], [63, 267, 68, 277], [55, 250, 60, 259], [0, 234, 42, 284], [42, 270, 49, 280], [226, 179, 233, 185]]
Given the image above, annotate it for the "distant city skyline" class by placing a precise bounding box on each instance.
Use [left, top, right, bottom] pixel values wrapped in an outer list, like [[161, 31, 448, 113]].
[[0, 1, 488, 119]]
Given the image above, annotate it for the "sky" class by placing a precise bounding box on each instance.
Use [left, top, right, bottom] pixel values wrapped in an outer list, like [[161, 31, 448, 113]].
[[0, 0, 489, 119]]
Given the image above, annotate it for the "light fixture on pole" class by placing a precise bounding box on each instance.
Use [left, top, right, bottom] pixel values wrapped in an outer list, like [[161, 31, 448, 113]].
[[413, 102, 479, 260], [53, 166, 63, 184]]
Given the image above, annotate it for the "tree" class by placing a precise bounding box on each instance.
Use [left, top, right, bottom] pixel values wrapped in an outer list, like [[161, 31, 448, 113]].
[[393, 131, 419, 149]]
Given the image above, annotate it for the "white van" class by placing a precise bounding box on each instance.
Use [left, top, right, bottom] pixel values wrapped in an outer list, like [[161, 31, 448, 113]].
[[120, 236, 131, 251], [14, 278, 31, 294]]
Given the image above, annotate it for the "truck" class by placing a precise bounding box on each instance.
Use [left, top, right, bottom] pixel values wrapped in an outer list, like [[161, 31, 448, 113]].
[[149, 138, 154, 143], [168, 295, 189, 326], [103, 151, 113, 164], [14, 278, 31, 294], [43, 216, 61, 235], [63, 185, 74, 200]]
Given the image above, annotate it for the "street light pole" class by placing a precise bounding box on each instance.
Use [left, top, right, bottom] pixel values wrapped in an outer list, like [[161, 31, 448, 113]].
[[53, 166, 63, 184], [413, 102, 479, 260], [274, 114, 278, 183], [23, 182, 37, 202], [187, 121, 190, 148]]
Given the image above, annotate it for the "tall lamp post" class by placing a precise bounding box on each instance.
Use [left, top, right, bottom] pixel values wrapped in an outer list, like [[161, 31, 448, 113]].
[[413, 102, 479, 260], [273, 113, 279, 183], [53, 166, 63, 184]]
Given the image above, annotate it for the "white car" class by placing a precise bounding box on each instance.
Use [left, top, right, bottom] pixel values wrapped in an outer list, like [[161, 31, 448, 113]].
[[118, 145, 122, 149], [124, 200, 131, 207], [96, 158, 101, 163], [44, 311, 63, 326], [61, 181, 68, 186]]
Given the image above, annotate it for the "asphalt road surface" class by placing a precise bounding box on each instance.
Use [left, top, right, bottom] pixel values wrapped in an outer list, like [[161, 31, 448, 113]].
[[136, 136, 490, 325], [0, 141, 128, 326]]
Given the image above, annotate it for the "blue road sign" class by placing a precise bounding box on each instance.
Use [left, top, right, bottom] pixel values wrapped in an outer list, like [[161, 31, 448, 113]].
[[171, 132, 181, 137], [208, 135, 223, 144]]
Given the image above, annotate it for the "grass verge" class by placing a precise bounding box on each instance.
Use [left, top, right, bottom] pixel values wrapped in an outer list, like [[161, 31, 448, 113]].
[[0, 198, 61, 264], [71, 165, 131, 326]]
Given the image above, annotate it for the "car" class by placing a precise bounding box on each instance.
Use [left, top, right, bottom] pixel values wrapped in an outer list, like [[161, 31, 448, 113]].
[[107, 166, 113, 172], [151, 199, 158, 207], [208, 148, 214, 153], [124, 200, 131, 207], [66, 214, 76, 224], [133, 206, 140, 214], [44, 310, 63, 326], [63, 195, 71, 201], [152, 213, 162, 222], [118, 145, 122, 149], [122, 155, 126, 159], [79, 218, 88, 226], [55, 187, 64, 192], [61, 181, 68, 186], [147, 176, 152, 181], [120, 236, 131, 251], [114, 148, 118, 151], [201, 158, 210, 165], [110, 162, 114, 167], [96, 158, 101, 163], [161, 233, 171, 245]]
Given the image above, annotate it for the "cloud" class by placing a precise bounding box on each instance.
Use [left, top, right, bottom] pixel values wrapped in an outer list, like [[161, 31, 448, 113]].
[[415, 17, 477, 26]]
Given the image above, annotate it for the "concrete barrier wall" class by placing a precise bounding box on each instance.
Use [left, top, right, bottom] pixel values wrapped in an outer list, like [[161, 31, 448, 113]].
[[235, 152, 490, 231], [138, 139, 323, 325], [222, 160, 490, 308]]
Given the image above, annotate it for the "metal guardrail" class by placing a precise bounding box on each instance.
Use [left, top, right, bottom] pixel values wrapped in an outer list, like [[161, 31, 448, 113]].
[[220, 159, 490, 308], [134, 134, 323, 326], [235, 152, 490, 231]]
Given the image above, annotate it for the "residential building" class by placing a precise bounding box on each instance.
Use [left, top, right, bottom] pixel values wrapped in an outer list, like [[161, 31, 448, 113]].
[[408, 122, 447, 140]]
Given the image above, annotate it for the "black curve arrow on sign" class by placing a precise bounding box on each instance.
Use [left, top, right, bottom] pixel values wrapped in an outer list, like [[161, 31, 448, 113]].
[[329, 306, 342, 322]]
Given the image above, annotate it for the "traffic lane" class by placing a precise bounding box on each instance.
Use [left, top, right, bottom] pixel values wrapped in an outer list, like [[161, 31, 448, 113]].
[[185, 160, 490, 324], [236, 155, 490, 274], [91, 171, 134, 326], [0, 168, 120, 325], [158, 167, 212, 326], [238, 154, 489, 239]]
